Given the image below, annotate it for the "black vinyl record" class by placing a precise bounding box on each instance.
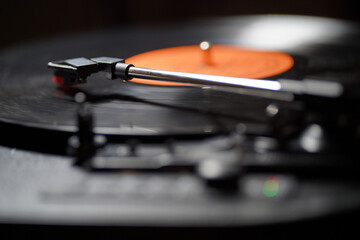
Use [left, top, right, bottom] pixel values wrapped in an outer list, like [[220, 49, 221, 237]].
[[0, 15, 359, 137]]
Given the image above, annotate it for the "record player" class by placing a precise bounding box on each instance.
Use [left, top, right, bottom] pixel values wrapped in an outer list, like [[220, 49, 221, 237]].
[[1, 14, 360, 238]]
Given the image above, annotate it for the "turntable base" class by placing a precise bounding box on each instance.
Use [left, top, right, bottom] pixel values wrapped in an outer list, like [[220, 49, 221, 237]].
[[1, 15, 360, 236]]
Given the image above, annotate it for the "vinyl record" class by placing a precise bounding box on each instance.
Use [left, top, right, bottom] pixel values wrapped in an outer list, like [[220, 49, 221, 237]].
[[1, 15, 358, 137]]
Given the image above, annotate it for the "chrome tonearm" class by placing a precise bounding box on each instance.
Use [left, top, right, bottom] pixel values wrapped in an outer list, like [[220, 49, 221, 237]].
[[48, 57, 343, 101]]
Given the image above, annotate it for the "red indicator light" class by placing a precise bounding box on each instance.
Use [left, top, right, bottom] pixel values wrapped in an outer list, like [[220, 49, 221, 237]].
[[52, 75, 64, 85]]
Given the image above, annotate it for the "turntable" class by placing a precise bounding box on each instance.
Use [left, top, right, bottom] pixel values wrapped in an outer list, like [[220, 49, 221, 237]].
[[1, 15, 360, 238]]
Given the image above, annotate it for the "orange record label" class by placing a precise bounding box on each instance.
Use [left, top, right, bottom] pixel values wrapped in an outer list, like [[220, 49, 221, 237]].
[[126, 44, 294, 86]]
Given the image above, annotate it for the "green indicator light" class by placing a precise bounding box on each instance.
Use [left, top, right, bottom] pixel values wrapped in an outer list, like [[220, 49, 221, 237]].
[[263, 176, 280, 197]]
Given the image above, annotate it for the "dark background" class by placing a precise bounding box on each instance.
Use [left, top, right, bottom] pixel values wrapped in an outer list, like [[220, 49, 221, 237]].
[[0, 0, 358, 50]]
